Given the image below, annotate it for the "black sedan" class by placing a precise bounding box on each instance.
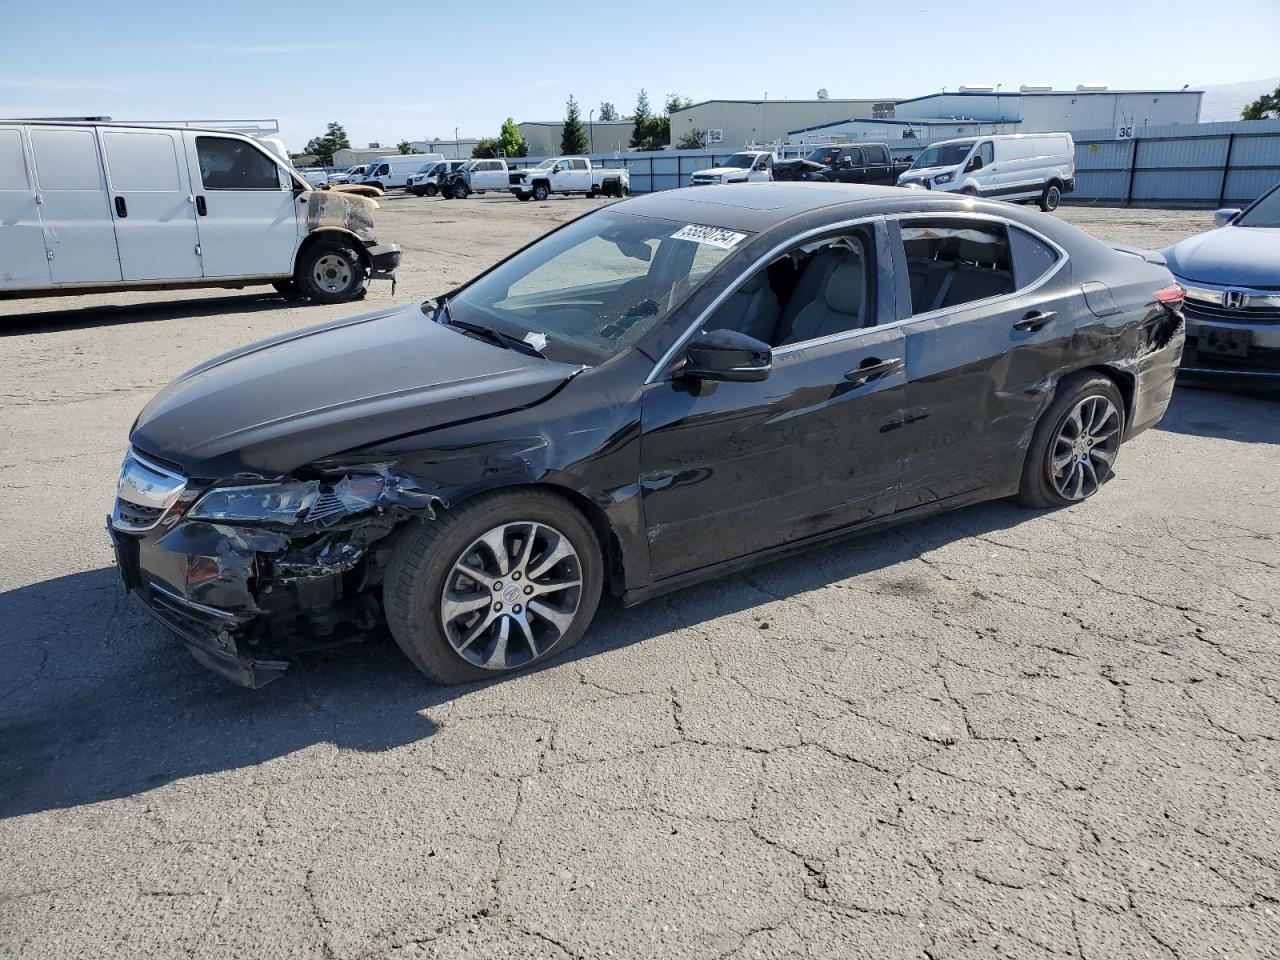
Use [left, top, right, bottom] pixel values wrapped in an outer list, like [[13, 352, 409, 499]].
[[108, 184, 1186, 687]]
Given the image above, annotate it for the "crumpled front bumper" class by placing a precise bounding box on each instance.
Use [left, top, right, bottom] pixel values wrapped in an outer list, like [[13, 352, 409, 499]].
[[365, 243, 401, 281], [108, 519, 289, 687]]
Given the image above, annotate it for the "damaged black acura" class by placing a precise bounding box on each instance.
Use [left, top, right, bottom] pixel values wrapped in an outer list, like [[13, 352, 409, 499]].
[[108, 183, 1186, 687]]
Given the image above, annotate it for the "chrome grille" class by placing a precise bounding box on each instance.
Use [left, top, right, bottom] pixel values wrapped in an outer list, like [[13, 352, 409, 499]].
[[111, 450, 186, 533]]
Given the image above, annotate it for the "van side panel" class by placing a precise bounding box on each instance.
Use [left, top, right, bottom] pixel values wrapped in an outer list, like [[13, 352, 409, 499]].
[[29, 126, 123, 284], [100, 129, 204, 282], [0, 126, 52, 289]]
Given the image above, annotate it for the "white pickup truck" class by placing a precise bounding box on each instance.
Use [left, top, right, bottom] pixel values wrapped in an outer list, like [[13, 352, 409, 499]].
[[509, 157, 630, 201], [689, 151, 777, 186]]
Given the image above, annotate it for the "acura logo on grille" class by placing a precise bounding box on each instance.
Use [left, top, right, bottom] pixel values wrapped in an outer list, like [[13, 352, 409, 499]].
[[1223, 290, 1247, 309]]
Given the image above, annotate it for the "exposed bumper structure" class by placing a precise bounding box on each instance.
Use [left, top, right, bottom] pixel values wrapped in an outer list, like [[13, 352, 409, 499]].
[[365, 243, 401, 282]]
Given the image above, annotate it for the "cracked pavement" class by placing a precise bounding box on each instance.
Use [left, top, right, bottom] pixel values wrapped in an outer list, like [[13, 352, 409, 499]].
[[2, 199, 1278, 959]]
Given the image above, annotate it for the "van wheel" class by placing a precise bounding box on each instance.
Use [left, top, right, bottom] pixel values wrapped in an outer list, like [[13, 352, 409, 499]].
[[369, 181, 384, 192], [1016, 373, 1125, 509], [296, 239, 366, 305], [533, 183, 550, 202], [1039, 183, 1062, 212], [961, 186, 979, 197], [424, 183, 438, 197], [384, 490, 603, 684]]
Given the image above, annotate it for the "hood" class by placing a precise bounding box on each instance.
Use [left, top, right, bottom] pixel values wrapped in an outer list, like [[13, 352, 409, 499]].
[[899, 165, 955, 181], [695, 166, 751, 177], [1163, 226, 1280, 288], [130, 305, 580, 479]]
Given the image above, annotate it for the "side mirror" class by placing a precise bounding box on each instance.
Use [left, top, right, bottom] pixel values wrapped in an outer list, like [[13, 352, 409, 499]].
[[967, 156, 983, 172], [683, 329, 772, 383], [1214, 207, 1241, 228]]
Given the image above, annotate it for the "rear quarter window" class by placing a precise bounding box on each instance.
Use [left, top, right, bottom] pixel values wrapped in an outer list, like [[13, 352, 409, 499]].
[[1009, 227, 1061, 287]]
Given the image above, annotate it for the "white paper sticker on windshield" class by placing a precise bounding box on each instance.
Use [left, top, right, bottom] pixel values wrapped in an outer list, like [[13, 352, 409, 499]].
[[671, 224, 747, 249], [523, 331, 548, 351]]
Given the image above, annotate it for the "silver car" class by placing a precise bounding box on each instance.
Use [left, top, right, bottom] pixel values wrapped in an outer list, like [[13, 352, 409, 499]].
[[1163, 181, 1280, 379]]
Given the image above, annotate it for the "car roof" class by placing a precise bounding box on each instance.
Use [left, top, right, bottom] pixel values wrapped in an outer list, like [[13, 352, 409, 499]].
[[612, 182, 1086, 245]]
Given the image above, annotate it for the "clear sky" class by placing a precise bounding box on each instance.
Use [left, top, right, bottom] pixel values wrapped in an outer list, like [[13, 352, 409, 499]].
[[3, 0, 1276, 152]]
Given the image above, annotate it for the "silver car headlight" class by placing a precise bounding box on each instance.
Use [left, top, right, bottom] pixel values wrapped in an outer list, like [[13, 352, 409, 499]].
[[188, 476, 384, 525]]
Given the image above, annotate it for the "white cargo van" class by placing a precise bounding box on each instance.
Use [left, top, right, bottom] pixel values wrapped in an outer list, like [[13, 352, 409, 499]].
[[0, 121, 399, 303], [897, 133, 1076, 211], [359, 153, 444, 190]]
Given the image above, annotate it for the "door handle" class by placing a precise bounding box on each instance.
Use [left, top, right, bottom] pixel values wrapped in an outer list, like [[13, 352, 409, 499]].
[[1013, 310, 1056, 332], [844, 357, 903, 386], [114, 196, 127, 218], [195, 195, 207, 216]]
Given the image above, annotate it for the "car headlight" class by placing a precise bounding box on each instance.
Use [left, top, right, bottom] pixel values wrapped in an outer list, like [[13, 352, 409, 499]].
[[188, 476, 385, 525], [933, 172, 954, 185]]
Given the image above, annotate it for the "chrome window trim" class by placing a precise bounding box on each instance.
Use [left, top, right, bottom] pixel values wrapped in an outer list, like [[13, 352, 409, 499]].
[[644, 210, 1069, 383]]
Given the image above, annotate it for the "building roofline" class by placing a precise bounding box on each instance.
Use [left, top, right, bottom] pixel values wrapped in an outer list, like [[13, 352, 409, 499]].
[[672, 98, 897, 111], [786, 116, 1019, 135], [518, 119, 633, 128], [894, 89, 1203, 105]]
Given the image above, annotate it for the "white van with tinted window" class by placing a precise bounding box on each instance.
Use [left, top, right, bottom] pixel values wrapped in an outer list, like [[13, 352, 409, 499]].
[[359, 153, 444, 190], [0, 121, 399, 304], [898, 133, 1075, 211]]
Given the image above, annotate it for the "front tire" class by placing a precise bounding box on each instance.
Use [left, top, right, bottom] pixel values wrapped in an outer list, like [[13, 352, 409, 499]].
[[532, 183, 550, 202], [1016, 373, 1125, 508], [385, 490, 603, 684], [295, 239, 366, 305], [453, 182, 470, 199], [1039, 182, 1062, 212], [516, 191, 531, 202]]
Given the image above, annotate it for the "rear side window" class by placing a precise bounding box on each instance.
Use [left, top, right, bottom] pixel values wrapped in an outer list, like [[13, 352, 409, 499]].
[[864, 144, 889, 165], [571, 159, 589, 171], [1009, 227, 1060, 286], [899, 219, 1014, 314], [30, 128, 103, 190], [102, 131, 181, 192], [0, 128, 30, 190], [196, 137, 279, 190]]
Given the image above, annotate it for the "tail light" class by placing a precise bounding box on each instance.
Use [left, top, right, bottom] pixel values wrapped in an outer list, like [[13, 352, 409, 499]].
[[1154, 284, 1184, 308]]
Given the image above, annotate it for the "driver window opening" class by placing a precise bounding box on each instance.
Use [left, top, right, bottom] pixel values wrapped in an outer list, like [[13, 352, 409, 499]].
[[706, 229, 875, 348]]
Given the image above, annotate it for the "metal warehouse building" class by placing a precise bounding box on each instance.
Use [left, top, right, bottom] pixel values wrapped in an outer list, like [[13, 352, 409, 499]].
[[518, 119, 634, 157], [668, 98, 896, 150]]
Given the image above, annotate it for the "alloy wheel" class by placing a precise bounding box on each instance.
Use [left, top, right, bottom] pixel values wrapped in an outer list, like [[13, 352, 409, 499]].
[[439, 521, 584, 671], [311, 254, 354, 294], [1049, 395, 1121, 500]]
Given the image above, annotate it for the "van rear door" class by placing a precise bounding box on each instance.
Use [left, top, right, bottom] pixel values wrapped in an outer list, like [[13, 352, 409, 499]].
[[100, 128, 203, 281], [183, 133, 299, 278], [0, 126, 52, 290], [28, 126, 122, 284]]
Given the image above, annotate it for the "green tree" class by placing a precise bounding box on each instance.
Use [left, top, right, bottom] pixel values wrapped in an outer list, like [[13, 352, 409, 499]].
[[676, 127, 705, 150], [629, 89, 652, 149], [561, 95, 589, 155], [498, 117, 528, 158], [471, 138, 500, 159], [303, 121, 351, 166], [397, 140, 413, 154], [598, 101, 618, 121], [1242, 86, 1280, 120]]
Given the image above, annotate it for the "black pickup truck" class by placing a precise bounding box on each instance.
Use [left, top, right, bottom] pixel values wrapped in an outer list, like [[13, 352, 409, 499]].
[[772, 143, 912, 186]]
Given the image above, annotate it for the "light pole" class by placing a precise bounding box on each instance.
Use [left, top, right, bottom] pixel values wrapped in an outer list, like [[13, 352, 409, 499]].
[[589, 109, 594, 154], [454, 126, 459, 159]]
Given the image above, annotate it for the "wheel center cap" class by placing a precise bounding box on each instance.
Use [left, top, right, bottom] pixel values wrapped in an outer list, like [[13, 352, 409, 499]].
[[503, 584, 520, 603]]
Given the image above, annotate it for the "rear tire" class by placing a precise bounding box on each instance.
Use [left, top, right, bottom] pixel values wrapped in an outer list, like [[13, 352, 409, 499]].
[[384, 490, 604, 684], [295, 239, 366, 305], [1039, 182, 1062, 212], [1015, 373, 1125, 508]]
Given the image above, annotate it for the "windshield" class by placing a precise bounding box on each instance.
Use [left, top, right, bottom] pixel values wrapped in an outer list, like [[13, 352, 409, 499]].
[[533, 158, 556, 169], [416, 163, 435, 173], [1237, 183, 1280, 228], [445, 210, 749, 364], [721, 153, 758, 169], [805, 147, 844, 166], [910, 142, 976, 170]]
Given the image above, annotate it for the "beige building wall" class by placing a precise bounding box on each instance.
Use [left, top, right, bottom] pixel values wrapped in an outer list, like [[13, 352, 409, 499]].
[[670, 99, 896, 148]]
